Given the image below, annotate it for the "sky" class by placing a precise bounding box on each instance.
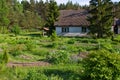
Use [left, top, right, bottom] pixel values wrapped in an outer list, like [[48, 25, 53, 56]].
[[19, 0, 120, 5]]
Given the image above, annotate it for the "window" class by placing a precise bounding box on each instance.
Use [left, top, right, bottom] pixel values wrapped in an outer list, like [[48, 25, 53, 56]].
[[62, 27, 69, 32], [82, 27, 87, 33]]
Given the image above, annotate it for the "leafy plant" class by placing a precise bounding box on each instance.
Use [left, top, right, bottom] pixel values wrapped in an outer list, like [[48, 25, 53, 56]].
[[83, 49, 120, 80], [2, 49, 9, 64], [25, 40, 36, 51], [24, 69, 47, 80], [67, 39, 75, 44], [51, 30, 58, 41], [11, 24, 21, 35], [9, 44, 26, 56], [46, 50, 70, 64]]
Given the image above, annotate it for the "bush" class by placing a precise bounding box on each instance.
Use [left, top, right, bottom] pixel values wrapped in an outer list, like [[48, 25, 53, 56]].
[[11, 24, 21, 35], [83, 50, 120, 80], [25, 40, 36, 51], [67, 39, 75, 44], [98, 43, 115, 52], [2, 49, 9, 64], [46, 50, 70, 64], [31, 48, 48, 56], [51, 30, 58, 41], [24, 69, 47, 80], [9, 44, 26, 56]]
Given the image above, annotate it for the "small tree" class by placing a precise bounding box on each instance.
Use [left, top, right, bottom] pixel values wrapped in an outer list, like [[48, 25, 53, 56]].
[[2, 49, 9, 64], [83, 49, 120, 80], [46, 0, 59, 35], [51, 30, 58, 41]]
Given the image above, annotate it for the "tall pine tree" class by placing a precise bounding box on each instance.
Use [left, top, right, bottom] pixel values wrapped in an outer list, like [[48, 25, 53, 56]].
[[88, 0, 113, 38], [46, 0, 59, 35]]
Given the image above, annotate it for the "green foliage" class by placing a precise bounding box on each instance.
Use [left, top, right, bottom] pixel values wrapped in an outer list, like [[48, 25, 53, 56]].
[[24, 69, 48, 80], [9, 44, 25, 56], [46, 0, 59, 35], [51, 42, 58, 48], [88, 0, 113, 38], [114, 35, 120, 42], [25, 40, 36, 51], [2, 49, 9, 64], [51, 30, 58, 41], [11, 24, 21, 35], [46, 50, 70, 64], [31, 48, 48, 56], [83, 50, 120, 80], [0, 0, 10, 28], [67, 39, 75, 44]]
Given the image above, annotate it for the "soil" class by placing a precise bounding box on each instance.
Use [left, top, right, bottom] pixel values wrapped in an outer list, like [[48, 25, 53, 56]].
[[7, 61, 50, 67]]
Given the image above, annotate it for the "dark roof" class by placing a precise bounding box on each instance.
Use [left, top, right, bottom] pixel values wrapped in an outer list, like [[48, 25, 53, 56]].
[[54, 10, 90, 27]]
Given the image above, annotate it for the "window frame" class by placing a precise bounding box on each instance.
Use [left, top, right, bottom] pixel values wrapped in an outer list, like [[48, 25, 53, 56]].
[[62, 27, 69, 32], [81, 27, 87, 33]]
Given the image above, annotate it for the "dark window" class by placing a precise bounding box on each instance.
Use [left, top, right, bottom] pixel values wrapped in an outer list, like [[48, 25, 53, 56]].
[[62, 27, 69, 32], [82, 27, 87, 33]]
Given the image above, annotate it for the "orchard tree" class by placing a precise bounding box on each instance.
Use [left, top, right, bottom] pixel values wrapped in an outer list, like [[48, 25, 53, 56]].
[[88, 0, 113, 38], [46, 0, 59, 35]]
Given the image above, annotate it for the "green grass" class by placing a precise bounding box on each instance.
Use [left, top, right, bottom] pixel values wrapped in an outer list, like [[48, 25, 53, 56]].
[[0, 32, 120, 79]]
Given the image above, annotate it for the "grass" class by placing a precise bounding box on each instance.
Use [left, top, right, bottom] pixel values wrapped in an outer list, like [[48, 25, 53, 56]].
[[0, 32, 120, 79]]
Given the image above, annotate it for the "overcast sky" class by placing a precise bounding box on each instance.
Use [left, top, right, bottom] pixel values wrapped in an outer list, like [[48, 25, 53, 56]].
[[19, 0, 120, 5]]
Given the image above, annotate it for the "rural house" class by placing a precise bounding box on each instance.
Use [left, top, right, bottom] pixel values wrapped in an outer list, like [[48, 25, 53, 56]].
[[54, 10, 90, 37]]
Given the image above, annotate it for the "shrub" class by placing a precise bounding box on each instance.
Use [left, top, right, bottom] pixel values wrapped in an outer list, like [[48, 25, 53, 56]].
[[51, 30, 58, 41], [31, 48, 48, 56], [51, 42, 58, 48], [83, 50, 120, 80], [46, 50, 70, 64], [67, 39, 75, 44], [98, 43, 115, 52], [25, 40, 36, 51], [2, 49, 9, 64], [24, 69, 47, 80], [9, 44, 26, 56], [11, 24, 21, 35]]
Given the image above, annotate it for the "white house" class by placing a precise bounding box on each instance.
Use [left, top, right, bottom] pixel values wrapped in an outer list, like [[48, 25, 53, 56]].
[[54, 10, 90, 37]]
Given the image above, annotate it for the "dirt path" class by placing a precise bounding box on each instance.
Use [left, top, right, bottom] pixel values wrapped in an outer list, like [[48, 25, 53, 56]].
[[7, 61, 50, 67]]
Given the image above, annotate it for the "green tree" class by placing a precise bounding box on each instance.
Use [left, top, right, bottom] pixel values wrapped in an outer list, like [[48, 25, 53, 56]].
[[2, 49, 9, 64], [88, 0, 113, 38], [0, 0, 10, 33], [83, 50, 120, 80], [113, 2, 120, 18], [21, 0, 30, 12], [21, 0, 42, 29], [51, 30, 57, 41], [7, 0, 24, 30], [46, 0, 59, 35]]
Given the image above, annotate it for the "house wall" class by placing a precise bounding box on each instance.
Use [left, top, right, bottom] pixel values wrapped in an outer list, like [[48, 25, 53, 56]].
[[56, 26, 89, 35], [118, 26, 120, 34], [69, 27, 81, 33], [56, 27, 62, 34]]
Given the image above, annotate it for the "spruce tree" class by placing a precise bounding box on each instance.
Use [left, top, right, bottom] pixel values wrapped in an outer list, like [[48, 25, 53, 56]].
[[88, 0, 113, 38], [46, 0, 59, 35]]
